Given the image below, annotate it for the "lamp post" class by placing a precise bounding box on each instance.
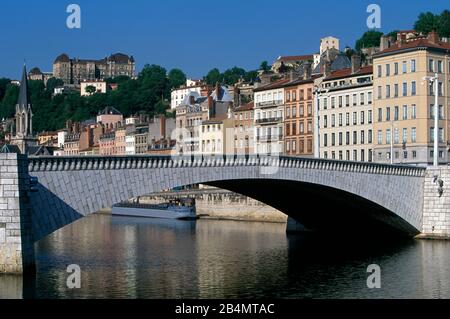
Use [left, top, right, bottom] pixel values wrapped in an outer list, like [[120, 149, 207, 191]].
[[423, 73, 439, 167]]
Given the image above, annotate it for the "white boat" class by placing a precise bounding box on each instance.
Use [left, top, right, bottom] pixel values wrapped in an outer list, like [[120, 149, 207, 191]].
[[112, 198, 197, 220]]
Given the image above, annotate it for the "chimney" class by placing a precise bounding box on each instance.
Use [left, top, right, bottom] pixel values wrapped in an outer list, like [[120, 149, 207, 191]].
[[303, 62, 312, 80], [160, 116, 166, 139], [289, 70, 295, 82], [324, 61, 332, 77], [260, 73, 271, 86], [397, 32, 407, 47], [351, 54, 362, 74], [233, 86, 240, 107], [189, 94, 196, 105], [380, 35, 390, 51], [215, 82, 220, 101], [428, 30, 439, 44]]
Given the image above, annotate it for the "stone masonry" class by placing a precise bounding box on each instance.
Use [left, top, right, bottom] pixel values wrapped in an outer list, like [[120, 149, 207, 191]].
[[0, 154, 34, 274], [422, 167, 450, 238]]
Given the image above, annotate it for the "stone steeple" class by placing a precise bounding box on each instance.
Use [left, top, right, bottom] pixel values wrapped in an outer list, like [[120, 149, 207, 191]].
[[15, 64, 33, 137]]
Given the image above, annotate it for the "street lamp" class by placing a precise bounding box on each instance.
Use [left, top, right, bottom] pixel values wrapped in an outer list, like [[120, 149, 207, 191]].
[[423, 73, 439, 167]]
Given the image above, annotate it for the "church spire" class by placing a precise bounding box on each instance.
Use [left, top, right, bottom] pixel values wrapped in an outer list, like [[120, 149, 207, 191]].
[[17, 64, 30, 112]]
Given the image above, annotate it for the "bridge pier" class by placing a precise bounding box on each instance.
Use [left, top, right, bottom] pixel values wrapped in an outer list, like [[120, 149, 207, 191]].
[[286, 217, 309, 233], [420, 167, 450, 239], [0, 154, 35, 274]]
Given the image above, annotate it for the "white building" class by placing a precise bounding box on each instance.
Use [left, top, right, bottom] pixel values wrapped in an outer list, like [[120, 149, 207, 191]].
[[57, 130, 67, 148], [253, 79, 289, 155], [320, 36, 340, 55], [125, 134, 136, 155], [170, 79, 208, 110]]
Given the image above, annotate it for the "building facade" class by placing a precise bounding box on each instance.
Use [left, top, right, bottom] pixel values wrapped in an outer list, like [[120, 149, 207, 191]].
[[254, 79, 289, 155], [318, 62, 374, 162], [233, 102, 255, 155], [53, 53, 135, 85], [372, 31, 450, 165], [170, 79, 210, 110]]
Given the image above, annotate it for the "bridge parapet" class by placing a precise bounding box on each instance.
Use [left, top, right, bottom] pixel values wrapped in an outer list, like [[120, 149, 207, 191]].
[[28, 155, 426, 177]]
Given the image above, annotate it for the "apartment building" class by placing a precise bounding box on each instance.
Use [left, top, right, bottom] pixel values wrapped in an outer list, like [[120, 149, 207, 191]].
[[284, 67, 316, 156], [233, 102, 255, 155], [254, 79, 289, 155], [199, 114, 234, 155], [373, 31, 450, 165], [318, 57, 374, 162]]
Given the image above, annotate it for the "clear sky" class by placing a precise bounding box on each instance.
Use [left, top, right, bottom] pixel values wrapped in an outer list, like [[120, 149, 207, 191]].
[[0, 0, 448, 80]]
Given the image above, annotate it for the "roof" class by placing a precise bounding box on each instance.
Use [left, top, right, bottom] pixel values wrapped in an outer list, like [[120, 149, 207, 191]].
[[17, 65, 30, 112], [375, 35, 450, 57], [108, 53, 134, 63], [253, 78, 291, 92], [54, 53, 70, 63], [202, 114, 229, 125], [277, 55, 314, 62], [324, 65, 373, 81], [283, 74, 321, 88], [29, 67, 43, 75], [211, 86, 233, 102], [235, 101, 254, 112], [98, 106, 122, 116]]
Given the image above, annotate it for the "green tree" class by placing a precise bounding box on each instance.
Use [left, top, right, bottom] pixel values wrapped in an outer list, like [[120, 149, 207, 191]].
[[168, 68, 187, 89], [0, 78, 11, 101], [205, 68, 222, 85], [0, 84, 19, 120], [414, 12, 439, 35], [223, 67, 246, 85], [85, 85, 97, 95], [45, 77, 64, 95], [259, 61, 271, 73], [438, 10, 450, 37], [355, 30, 384, 51]]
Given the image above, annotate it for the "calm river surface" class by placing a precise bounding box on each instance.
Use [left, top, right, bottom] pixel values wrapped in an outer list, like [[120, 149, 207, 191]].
[[1, 214, 450, 299]]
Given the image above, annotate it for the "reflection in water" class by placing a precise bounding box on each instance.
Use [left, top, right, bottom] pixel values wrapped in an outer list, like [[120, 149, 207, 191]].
[[1, 214, 450, 299]]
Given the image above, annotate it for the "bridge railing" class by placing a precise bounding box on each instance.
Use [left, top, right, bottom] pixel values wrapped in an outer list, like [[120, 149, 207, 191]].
[[27, 155, 426, 177]]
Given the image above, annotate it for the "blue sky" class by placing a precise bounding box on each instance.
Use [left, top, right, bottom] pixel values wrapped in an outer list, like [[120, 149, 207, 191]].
[[0, 0, 448, 79]]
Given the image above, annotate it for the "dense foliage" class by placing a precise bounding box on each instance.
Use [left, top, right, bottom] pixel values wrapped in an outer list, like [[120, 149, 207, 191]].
[[413, 10, 450, 37]]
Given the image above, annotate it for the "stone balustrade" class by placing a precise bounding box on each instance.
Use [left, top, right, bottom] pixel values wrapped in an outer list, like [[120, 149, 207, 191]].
[[28, 155, 427, 177]]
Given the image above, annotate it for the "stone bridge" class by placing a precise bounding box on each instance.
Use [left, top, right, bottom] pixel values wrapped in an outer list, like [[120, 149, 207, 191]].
[[1, 153, 449, 274]]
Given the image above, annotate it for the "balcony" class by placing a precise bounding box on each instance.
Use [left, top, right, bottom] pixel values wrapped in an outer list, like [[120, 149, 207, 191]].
[[256, 134, 284, 143], [256, 116, 283, 125], [256, 100, 283, 109]]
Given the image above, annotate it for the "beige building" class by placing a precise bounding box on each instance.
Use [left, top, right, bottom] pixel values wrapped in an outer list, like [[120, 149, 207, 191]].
[[200, 114, 234, 155], [114, 127, 127, 155], [318, 61, 374, 162], [233, 102, 255, 155], [81, 80, 107, 96], [373, 31, 450, 165]]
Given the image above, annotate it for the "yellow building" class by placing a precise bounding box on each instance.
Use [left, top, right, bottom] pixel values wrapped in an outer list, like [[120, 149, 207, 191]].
[[200, 114, 235, 155], [373, 31, 450, 165]]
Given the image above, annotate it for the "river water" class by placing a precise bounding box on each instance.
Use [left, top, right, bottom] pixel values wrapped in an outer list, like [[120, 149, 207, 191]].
[[1, 214, 450, 299]]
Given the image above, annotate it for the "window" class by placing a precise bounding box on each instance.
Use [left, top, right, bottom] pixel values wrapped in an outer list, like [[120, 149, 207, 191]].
[[332, 114, 336, 127], [411, 104, 416, 119], [361, 111, 365, 125], [339, 113, 343, 127], [331, 97, 336, 108], [339, 132, 343, 146], [378, 108, 382, 122], [438, 60, 443, 73], [339, 96, 343, 108], [438, 82, 443, 96], [353, 131, 357, 145], [323, 134, 328, 147], [323, 98, 328, 110], [377, 130, 382, 145], [394, 84, 399, 97], [377, 86, 382, 99], [368, 130, 373, 144], [386, 129, 391, 144], [440, 128, 444, 143], [286, 107, 291, 118], [346, 113, 350, 126], [429, 59, 434, 72], [439, 105, 444, 119], [346, 95, 350, 106], [402, 61, 407, 74], [292, 106, 297, 118], [353, 94, 357, 106], [368, 110, 373, 124], [411, 60, 416, 72], [368, 92, 372, 104], [403, 128, 408, 143], [332, 133, 336, 146], [430, 127, 435, 142], [346, 131, 350, 145], [386, 64, 390, 76], [361, 131, 365, 144], [394, 128, 399, 144], [323, 115, 328, 128], [411, 81, 416, 96], [402, 82, 407, 96], [386, 107, 391, 121], [386, 85, 391, 98], [394, 62, 399, 75], [353, 112, 357, 125], [411, 128, 417, 143], [377, 65, 382, 77], [403, 105, 408, 120], [394, 106, 399, 121], [360, 93, 365, 105]]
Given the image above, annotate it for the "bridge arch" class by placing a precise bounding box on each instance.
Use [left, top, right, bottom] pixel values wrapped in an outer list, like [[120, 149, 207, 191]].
[[26, 155, 426, 242]]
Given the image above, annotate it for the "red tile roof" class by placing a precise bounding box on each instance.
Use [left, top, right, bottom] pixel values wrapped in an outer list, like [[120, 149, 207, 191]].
[[376, 38, 450, 56], [254, 78, 291, 92], [325, 65, 373, 81]]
